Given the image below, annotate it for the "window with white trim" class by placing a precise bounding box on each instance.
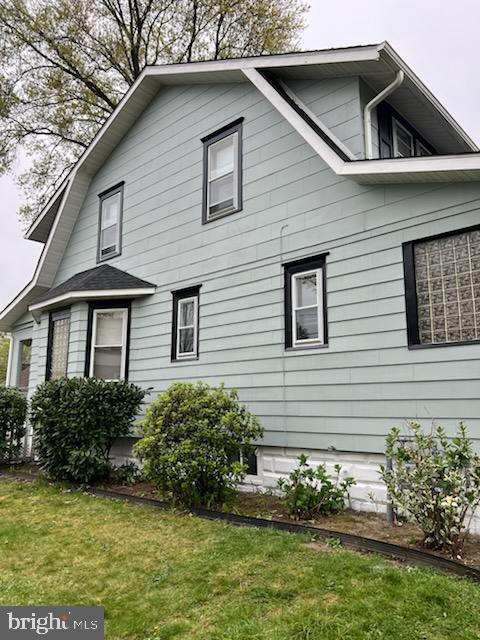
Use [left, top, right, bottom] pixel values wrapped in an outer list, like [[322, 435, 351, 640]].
[[392, 118, 414, 158], [89, 307, 128, 379], [202, 119, 242, 222], [285, 255, 327, 349], [46, 308, 71, 380], [172, 287, 200, 360], [98, 183, 123, 261]]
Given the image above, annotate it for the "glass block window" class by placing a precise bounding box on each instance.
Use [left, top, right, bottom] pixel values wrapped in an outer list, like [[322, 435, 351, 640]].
[[408, 228, 480, 345], [172, 286, 200, 360], [47, 310, 71, 379]]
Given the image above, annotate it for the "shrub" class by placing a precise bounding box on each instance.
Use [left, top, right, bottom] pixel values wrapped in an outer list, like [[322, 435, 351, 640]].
[[30, 377, 145, 484], [134, 382, 263, 506], [110, 461, 142, 486], [0, 386, 27, 463], [381, 422, 480, 555], [277, 454, 355, 520]]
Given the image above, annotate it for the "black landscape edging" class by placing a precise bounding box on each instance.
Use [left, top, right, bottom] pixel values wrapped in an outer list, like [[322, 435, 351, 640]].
[[89, 487, 480, 582], [2, 470, 479, 582]]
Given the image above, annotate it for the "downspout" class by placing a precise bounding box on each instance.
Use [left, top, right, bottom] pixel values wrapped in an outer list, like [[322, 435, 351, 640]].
[[364, 70, 404, 159]]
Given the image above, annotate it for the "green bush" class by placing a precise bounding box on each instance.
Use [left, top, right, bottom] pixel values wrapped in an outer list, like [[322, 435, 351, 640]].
[[381, 422, 480, 556], [30, 377, 145, 484], [277, 454, 355, 520], [134, 382, 263, 506], [110, 461, 142, 486], [0, 386, 27, 463]]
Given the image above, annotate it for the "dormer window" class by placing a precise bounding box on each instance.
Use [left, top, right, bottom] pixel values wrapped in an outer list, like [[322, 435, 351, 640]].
[[202, 118, 243, 223], [378, 104, 433, 159], [97, 183, 124, 262]]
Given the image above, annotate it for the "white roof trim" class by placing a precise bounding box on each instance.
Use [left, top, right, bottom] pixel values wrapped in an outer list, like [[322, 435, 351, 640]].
[[28, 287, 157, 314], [243, 68, 346, 174]]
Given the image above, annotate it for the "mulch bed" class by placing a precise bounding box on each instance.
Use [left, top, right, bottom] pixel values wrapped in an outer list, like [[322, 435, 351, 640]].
[[4, 462, 480, 570]]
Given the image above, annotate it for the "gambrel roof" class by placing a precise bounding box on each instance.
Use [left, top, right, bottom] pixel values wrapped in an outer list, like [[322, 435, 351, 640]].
[[2, 41, 480, 331]]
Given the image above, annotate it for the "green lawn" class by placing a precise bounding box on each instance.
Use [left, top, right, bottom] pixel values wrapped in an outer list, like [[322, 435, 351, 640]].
[[0, 480, 479, 640]]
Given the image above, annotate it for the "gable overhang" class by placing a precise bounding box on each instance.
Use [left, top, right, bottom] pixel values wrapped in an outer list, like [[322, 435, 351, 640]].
[[3, 42, 480, 331]]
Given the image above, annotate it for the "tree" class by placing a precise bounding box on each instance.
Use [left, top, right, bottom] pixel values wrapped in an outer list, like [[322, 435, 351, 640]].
[[0, 334, 9, 386], [0, 0, 308, 223]]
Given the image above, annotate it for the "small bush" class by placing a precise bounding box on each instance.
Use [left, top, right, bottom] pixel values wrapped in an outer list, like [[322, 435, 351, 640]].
[[30, 377, 145, 484], [110, 461, 142, 486], [0, 387, 27, 463], [134, 382, 263, 506], [277, 454, 355, 520], [381, 422, 480, 555]]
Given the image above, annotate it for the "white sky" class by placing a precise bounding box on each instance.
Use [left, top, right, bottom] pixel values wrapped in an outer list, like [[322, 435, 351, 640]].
[[1, 0, 479, 309]]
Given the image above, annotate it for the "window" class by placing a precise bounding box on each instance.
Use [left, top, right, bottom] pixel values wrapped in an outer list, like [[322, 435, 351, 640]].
[[284, 255, 328, 349], [171, 287, 200, 360], [392, 118, 414, 158], [46, 308, 71, 380], [202, 119, 243, 223], [403, 226, 480, 347], [17, 339, 32, 391], [377, 103, 434, 159], [86, 303, 130, 379], [97, 183, 124, 262]]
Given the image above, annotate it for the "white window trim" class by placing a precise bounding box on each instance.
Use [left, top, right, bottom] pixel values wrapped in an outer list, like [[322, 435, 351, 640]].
[[291, 268, 324, 347], [98, 189, 122, 261], [207, 132, 238, 219], [89, 307, 128, 380], [415, 140, 431, 157], [176, 295, 198, 359], [392, 118, 414, 158]]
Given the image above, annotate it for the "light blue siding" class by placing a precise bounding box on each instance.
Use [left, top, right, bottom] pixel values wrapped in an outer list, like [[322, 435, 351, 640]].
[[17, 78, 480, 454]]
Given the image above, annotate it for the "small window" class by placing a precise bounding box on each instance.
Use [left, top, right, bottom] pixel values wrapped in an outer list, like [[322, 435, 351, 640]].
[[416, 140, 432, 157], [403, 226, 480, 347], [285, 255, 328, 349], [17, 339, 32, 391], [172, 287, 200, 361], [87, 306, 129, 379], [392, 118, 414, 158], [97, 183, 124, 262], [202, 119, 243, 223], [46, 308, 71, 380]]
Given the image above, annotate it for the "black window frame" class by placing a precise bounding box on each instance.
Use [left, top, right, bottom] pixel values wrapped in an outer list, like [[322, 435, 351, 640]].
[[284, 253, 329, 350], [201, 118, 243, 224], [84, 299, 132, 379], [45, 307, 71, 380], [403, 223, 480, 349], [171, 285, 201, 362], [377, 103, 435, 159], [97, 182, 125, 263]]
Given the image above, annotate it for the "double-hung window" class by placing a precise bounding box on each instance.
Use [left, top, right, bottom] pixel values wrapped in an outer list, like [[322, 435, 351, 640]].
[[46, 308, 71, 380], [202, 119, 243, 222], [172, 287, 200, 360], [403, 226, 480, 347], [98, 183, 124, 262], [392, 118, 414, 158], [17, 339, 32, 391], [87, 304, 129, 379], [285, 255, 328, 349]]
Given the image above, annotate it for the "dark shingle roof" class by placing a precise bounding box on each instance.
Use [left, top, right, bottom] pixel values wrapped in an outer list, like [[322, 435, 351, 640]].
[[34, 264, 156, 304]]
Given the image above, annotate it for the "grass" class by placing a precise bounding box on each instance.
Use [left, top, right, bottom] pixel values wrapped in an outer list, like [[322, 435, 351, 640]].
[[0, 479, 479, 640]]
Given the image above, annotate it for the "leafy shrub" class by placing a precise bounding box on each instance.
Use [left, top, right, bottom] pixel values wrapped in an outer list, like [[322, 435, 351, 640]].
[[110, 461, 142, 486], [0, 386, 27, 463], [134, 382, 263, 506], [277, 454, 355, 520], [30, 377, 145, 484], [381, 422, 480, 555]]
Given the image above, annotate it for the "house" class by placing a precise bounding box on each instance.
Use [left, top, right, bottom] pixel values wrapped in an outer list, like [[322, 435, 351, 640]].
[[2, 42, 480, 522]]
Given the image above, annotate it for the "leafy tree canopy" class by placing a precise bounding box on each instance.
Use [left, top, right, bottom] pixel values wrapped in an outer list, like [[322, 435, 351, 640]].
[[0, 0, 308, 223]]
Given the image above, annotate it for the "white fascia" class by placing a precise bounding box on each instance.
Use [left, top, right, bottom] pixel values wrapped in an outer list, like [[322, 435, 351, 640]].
[[28, 287, 157, 315], [242, 68, 346, 175]]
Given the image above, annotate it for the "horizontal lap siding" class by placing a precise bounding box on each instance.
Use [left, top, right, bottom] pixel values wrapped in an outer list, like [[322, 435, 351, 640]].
[[48, 80, 480, 454]]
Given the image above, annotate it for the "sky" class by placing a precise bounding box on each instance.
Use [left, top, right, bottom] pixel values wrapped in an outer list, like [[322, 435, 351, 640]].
[[1, 0, 480, 309]]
